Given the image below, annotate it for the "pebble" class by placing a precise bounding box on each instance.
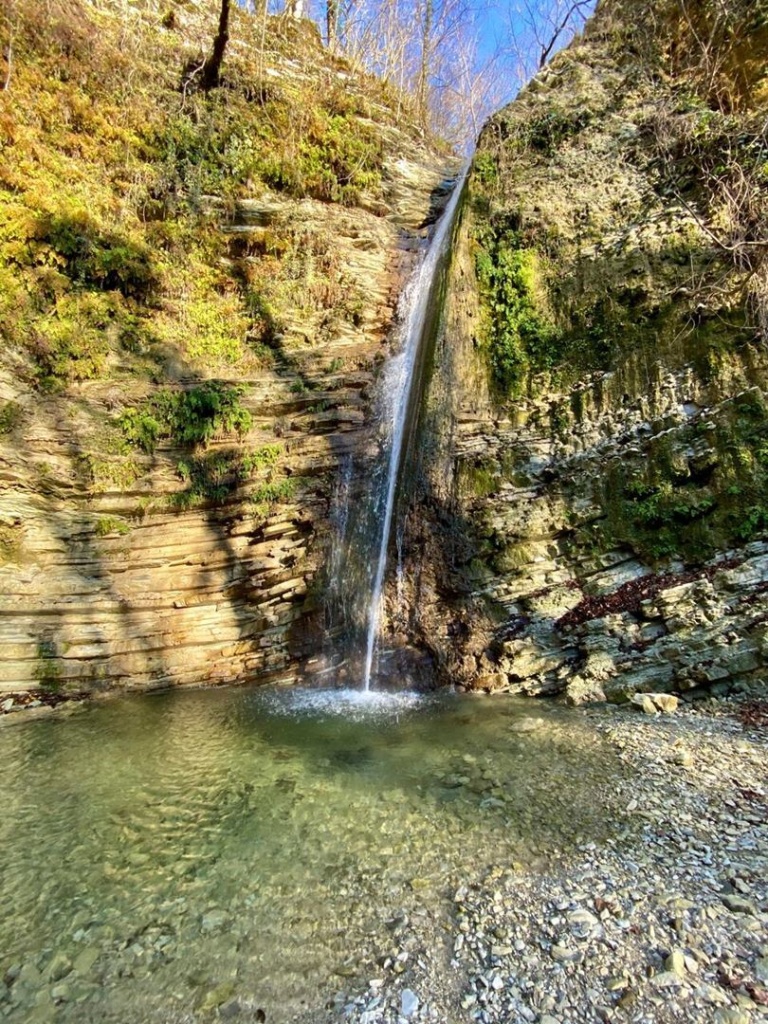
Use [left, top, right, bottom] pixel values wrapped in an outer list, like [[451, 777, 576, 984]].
[[3, 699, 766, 1024], [330, 700, 767, 1024], [197, 982, 236, 1013], [509, 718, 545, 733], [400, 988, 419, 1017], [550, 944, 580, 963], [665, 948, 687, 975], [652, 970, 684, 988], [721, 895, 756, 915], [714, 1011, 751, 1024], [46, 954, 72, 982], [72, 948, 99, 976]]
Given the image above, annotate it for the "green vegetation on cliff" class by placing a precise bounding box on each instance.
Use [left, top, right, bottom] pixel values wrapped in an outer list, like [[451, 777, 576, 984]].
[[466, 0, 768, 563], [0, 0, 424, 393]]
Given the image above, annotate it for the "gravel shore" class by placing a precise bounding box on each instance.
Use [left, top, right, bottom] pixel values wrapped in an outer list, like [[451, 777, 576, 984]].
[[327, 698, 768, 1024]]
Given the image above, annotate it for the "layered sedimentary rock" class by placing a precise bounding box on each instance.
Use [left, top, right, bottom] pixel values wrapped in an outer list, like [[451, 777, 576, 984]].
[[0, 0, 450, 693], [394, 0, 768, 702]]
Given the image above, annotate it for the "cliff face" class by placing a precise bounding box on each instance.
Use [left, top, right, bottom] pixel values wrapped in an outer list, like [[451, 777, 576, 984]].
[[396, 0, 768, 701], [0, 0, 450, 694]]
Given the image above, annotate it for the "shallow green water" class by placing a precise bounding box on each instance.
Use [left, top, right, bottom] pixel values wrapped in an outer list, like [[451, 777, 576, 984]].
[[0, 687, 632, 1023]]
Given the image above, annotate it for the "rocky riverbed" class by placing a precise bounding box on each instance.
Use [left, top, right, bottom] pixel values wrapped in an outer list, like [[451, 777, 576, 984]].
[[1, 689, 766, 1024], [317, 698, 768, 1024]]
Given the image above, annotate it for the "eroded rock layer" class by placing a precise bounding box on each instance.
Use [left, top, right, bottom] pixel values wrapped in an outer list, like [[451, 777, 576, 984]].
[[0, 0, 450, 693], [393, 0, 768, 702]]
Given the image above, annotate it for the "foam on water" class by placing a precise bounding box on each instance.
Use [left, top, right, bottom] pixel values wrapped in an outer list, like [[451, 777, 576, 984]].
[[252, 686, 427, 721]]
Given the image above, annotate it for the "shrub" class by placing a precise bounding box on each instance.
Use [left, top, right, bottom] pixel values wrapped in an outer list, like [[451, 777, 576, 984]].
[[0, 401, 23, 435], [94, 516, 130, 537], [119, 383, 252, 453]]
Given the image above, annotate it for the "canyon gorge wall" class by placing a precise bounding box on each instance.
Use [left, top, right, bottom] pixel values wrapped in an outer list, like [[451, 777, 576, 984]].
[[394, 0, 768, 702], [0, 0, 450, 694]]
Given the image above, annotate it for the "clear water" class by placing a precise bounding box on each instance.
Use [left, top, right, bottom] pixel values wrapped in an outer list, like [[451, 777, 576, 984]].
[[0, 688, 632, 1024]]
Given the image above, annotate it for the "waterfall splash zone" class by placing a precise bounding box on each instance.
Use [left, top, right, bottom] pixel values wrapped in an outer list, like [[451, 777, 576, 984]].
[[253, 686, 426, 721]]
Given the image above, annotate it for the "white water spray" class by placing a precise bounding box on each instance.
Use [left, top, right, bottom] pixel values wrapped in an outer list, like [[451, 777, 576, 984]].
[[361, 167, 468, 691]]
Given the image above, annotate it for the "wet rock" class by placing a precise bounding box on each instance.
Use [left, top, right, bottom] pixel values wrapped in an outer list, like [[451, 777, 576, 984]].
[[509, 717, 546, 734], [46, 954, 72, 982], [200, 908, 229, 932], [197, 982, 236, 1013], [50, 982, 71, 1003], [220, 997, 243, 1019]]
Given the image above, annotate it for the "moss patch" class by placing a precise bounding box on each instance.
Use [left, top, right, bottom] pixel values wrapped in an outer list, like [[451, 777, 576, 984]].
[[595, 388, 768, 562]]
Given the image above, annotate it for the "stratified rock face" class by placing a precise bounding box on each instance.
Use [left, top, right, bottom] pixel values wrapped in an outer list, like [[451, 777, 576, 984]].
[[394, 0, 768, 701], [0, 0, 451, 694]]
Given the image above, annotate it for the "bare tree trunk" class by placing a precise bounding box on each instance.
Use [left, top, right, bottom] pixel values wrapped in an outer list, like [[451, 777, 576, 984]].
[[201, 0, 231, 91], [327, 0, 340, 46], [417, 0, 433, 127], [2, 0, 14, 92]]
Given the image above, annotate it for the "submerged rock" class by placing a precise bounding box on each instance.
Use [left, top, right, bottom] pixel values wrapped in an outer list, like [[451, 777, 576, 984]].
[[400, 988, 419, 1017]]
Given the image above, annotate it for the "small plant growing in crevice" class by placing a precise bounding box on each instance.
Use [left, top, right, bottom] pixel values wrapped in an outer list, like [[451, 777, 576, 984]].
[[249, 477, 297, 518], [94, 516, 131, 537], [0, 401, 23, 435], [34, 639, 62, 693], [172, 444, 283, 509]]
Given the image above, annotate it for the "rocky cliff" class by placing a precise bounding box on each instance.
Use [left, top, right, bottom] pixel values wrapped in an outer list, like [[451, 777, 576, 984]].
[[395, 0, 768, 702], [0, 0, 450, 694]]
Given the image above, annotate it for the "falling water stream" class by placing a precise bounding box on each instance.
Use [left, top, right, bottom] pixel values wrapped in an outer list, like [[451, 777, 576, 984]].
[[360, 166, 468, 690]]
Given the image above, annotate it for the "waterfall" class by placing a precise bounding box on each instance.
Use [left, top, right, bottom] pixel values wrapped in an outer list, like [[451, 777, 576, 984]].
[[355, 166, 468, 691]]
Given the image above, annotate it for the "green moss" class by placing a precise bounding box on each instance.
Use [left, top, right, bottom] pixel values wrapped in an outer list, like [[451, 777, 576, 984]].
[[34, 639, 61, 693], [80, 453, 142, 493], [249, 477, 297, 517], [0, 521, 22, 563], [457, 460, 500, 498], [474, 227, 557, 396], [473, 152, 498, 188], [172, 443, 282, 508], [0, 0, 418, 397], [516, 108, 594, 156], [596, 389, 768, 562]]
